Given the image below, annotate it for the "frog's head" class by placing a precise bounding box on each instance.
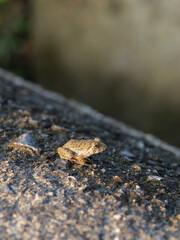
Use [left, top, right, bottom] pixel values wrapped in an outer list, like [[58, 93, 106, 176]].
[[91, 138, 107, 154]]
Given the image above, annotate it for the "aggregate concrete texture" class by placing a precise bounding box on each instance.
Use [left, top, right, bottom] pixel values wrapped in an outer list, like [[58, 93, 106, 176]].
[[0, 69, 179, 239]]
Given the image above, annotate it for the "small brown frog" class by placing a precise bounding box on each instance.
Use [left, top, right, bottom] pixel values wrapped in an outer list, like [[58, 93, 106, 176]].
[[58, 138, 107, 166]]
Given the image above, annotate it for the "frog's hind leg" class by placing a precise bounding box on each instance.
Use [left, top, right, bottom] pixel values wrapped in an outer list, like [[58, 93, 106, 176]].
[[58, 147, 76, 161], [57, 148, 89, 166]]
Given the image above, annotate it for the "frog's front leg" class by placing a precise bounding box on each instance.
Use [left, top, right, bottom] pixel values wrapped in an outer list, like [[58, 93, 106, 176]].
[[58, 147, 76, 161], [76, 155, 90, 166]]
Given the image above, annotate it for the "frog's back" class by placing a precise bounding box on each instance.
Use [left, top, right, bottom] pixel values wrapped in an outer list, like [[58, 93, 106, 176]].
[[63, 139, 79, 148], [63, 139, 93, 153]]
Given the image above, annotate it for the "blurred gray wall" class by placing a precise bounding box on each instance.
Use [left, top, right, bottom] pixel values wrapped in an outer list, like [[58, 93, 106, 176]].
[[32, 0, 180, 146]]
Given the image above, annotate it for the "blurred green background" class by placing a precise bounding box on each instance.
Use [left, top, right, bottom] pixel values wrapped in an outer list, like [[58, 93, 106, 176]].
[[0, 0, 180, 147], [0, 0, 33, 79]]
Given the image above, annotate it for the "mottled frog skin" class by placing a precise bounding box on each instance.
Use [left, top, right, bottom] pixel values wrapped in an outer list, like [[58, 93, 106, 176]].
[[58, 138, 107, 165]]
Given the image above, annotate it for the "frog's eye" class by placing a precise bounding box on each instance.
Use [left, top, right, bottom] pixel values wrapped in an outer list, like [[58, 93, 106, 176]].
[[94, 143, 99, 148]]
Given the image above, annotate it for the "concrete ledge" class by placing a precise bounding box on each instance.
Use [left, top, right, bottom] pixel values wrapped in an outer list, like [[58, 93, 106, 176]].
[[0, 68, 179, 239], [1, 68, 180, 158]]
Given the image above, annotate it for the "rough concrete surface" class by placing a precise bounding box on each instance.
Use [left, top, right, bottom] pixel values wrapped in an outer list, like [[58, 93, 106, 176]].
[[0, 69, 180, 239]]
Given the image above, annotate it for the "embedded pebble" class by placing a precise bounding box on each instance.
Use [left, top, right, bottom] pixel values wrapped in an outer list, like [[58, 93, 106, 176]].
[[114, 176, 123, 183], [9, 133, 39, 155], [67, 176, 77, 182], [113, 189, 123, 198], [120, 151, 135, 158], [120, 151, 135, 162], [132, 164, 141, 172], [78, 185, 88, 192], [94, 190, 101, 198], [22, 110, 31, 116], [28, 118, 39, 128], [67, 176, 77, 187], [128, 164, 142, 176], [77, 197, 87, 205], [51, 124, 68, 133], [113, 214, 121, 220], [136, 141, 145, 149], [91, 171, 95, 177], [151, 198, 164, 205], [147, 175, 163, 182], [101, 168, 106, 173]]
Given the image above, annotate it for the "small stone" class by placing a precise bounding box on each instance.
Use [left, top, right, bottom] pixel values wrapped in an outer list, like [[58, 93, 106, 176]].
[[113, 214, 121, 220], [136, 141, 145, 149], [123, 183, 129, 188], [28, 118, 39, 128], [159, 189, 165, 194], [147, 175, 163, 182], [78, 185, 88, 192], [91, 171, 95, 177], [67, 176, 77, 187], [9, 133, 39, 156], [151, 198, 164, 205], [147, 205, 153, 212], [77, 197, 87, 205], [94, 190, 101, 198], [120, 151, 135, 159], [114, 228, 120, 234], [83, 178, 88, 183], [132, 164, 141, 172], [114, 189, 123, 198], [101, 168, 106, 173], [51, 124, 68, 133], [114, 176, 123, 183], [128, 164, 142, 176], [22, 110, 31, 116], [67, 176, 77, 182]]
